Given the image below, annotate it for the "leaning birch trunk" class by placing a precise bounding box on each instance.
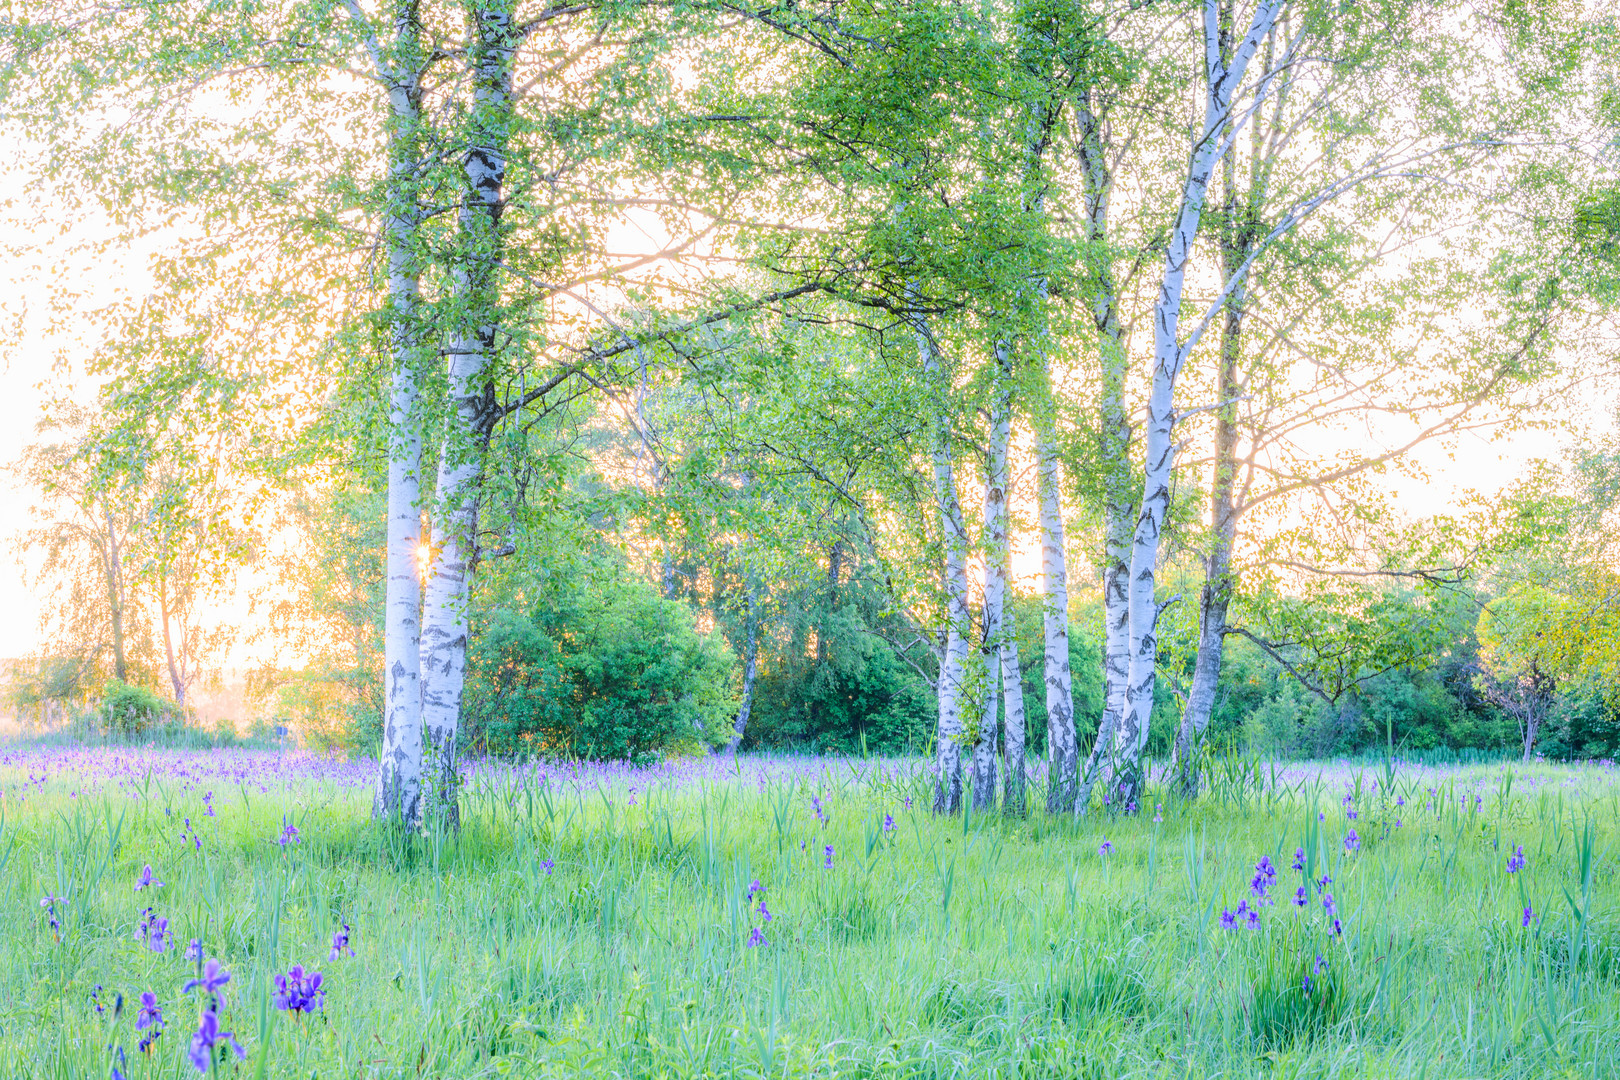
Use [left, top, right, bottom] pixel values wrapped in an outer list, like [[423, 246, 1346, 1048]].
[[917, 312, 970, 814], [1171, 104, 1255, 796], [986, 343, 1026, 814], [418, 3, 516, 829], [360, 0, 430, 824], [1073, 85, 1133, 813], [725, 591, 760, 755], [1113, 0, 1283, 812], [1037, 428, 1076, 813]]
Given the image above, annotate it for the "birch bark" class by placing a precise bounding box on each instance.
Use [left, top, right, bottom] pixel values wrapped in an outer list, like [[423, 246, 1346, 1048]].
[[418, 3, 517, 828], [359, 0, 431, 824], [1073, 84, 1131, 810], [984, 342, 1025, 814], [725, 590, 760, 755], [1037, 425, 1075, 813], [1172, 77, 1262, 794], [1113, 0, 1284, 810], [917, 314, 970, 814]]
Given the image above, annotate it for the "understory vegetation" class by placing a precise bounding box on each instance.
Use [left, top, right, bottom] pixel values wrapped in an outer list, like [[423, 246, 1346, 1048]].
[[3, 750, 1617, 1078]]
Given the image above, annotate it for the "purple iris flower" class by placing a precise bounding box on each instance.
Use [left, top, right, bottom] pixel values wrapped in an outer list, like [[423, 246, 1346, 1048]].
[[187, 1010, 245, 1072], [184, 939, 204, 963], [183, 958, 231, 1006], [1506, 845, 1525, 873], [758, 899, 773, 923], [202, 791, 216, 818], [1291, 848, 1305, 871], [1522, 904, 1534, 928], [1243, 905, 1261, 930], [1219, 908, 1238, 930], [272, 965, 324, 1014], [823, 845, 834, 870], [746, 880, 764, 902], [136, 992, 163, 1031], [811, 795, 827, 824], [904, 796, 913, 810], [276, 819, 300, 847], [329, 924, 354, 960], [1250, 856, 1277, 902], [1293, 886, 1308, 907], [137, 908, 172, 953], [1152, 804, 1164, 824], [1344, 830, 1360, 853], [540, 859, 555, 875], [746, 927, 767, 947], [1099, 839, 1113, 857], [883, 813, 895, 832], [134, 865, 163, 892]]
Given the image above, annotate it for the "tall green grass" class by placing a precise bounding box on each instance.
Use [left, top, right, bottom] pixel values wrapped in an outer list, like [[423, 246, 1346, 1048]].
[[1, 756, 1617, 1077]]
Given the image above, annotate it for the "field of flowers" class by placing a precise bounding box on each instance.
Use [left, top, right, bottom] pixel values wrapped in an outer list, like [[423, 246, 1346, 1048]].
[[1, 746, 1617, 1078]]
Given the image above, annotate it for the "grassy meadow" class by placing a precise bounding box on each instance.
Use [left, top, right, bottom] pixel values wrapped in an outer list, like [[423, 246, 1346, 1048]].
[[2, 746, 1618, 1078]]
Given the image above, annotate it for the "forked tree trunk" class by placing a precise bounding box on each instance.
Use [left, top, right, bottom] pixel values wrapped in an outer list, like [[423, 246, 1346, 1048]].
[[1114, 0, 1283, 812], [419, 2, 516, 829], [363, 0, 430, 824], [1172, 96, 1258, 795]]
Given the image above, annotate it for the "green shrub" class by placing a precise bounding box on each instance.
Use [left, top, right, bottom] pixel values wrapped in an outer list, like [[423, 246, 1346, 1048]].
[[99, 679, 177, 735], [462, 568, 737, 761]]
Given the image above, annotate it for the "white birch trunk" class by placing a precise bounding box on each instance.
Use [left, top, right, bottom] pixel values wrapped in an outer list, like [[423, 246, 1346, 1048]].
[[364, 0, 429, 823], [725, 591, 760, 755], [1037, 428, 1076, 813], [985, 343, 1026, 814], [1074, 83, 1132, 810], [1113, 0, 1283, 811], [917, 313, 970, 814], [418, 3, 516, 828], [1172, 98, 1258, 795]]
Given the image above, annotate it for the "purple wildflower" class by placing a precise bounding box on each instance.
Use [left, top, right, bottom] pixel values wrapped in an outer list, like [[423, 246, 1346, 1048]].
[[40, 894, 63, 936], [1244, 905, 1261, 930], [136, 991, 163, 1031], [811, 795, 827, 824], [137, 908, 172, 953], [746, 927, 767, 947], [540, 858, 555, 875], [1322, 892, 1336, 919], [1250, 856, 1277, 902], [758, 899, 773, 923], [184, 939, 204, 963], [272, 965, 325, 1014], [1099, 839, 1113, 857], [202, 791, 216, 818], [1344, 829, 1360, 854], [182, 958, 231, 1009], [1294, 886, 1308, 907], [1291, 847, 1305, 871], [1506, 845, 1525, 873], [1152, 804, 1164, 824], [823, 844, 834, 870], [328, 924, 353, 960], [1219, 908, 1238, 930], [1522, 904, 1534, 928], [904, 795, 913, 810], [187, 1010, 245, 1072], [276, 818, 300, 847], [883, 813, 895, 833], [134, 865, 163, 892], [746, 880, 765, 901]]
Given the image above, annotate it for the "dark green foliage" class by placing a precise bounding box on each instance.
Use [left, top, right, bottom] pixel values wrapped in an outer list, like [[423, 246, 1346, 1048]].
[[461, 560, 737, 761]]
